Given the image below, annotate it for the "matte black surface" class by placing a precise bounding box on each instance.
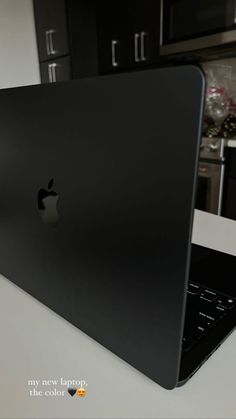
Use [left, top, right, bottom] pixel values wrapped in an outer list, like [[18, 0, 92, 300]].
[[0, 67, 205, 389]]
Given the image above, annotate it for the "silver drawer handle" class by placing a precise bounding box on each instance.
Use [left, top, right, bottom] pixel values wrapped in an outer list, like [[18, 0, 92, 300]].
[[111, 40, 119, 67], [48, 63, 58, 83], [209, 143, 220, 151], [134, 33, 140, 62], [141, 32, 148, 61], [46, 29, 56, 56]]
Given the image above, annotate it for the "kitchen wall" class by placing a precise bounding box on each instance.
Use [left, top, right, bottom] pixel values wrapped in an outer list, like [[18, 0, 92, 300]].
[[0, 0, 40, 89]]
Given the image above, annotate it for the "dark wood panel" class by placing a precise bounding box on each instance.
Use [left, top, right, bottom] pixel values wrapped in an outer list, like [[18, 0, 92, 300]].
[[67, 0, 99, 78], [34, 0, 69, 62], [40, 56, 71, 84]]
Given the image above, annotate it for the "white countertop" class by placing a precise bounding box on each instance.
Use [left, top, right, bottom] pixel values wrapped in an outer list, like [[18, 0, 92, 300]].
[[0, 210, 235, 419]]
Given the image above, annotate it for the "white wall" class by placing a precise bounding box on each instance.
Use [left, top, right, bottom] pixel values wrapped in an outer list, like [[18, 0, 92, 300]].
[[0, 0, 40, 89]]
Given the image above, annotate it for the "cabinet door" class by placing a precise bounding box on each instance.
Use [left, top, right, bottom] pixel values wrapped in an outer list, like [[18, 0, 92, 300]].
[[129, 1, 160, 66], [40, 56, 71, 84], [33, 0, 69, 62], [97, 2, 133, 73], [67, 0, 99, 78], [97, 1, 160, 73]]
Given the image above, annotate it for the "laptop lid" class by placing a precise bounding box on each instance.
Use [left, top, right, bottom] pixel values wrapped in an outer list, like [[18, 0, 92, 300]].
[[0, 66, 205, 389]]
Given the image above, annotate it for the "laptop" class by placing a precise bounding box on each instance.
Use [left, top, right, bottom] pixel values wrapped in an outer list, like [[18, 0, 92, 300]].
[[0, 66, 235, 389]]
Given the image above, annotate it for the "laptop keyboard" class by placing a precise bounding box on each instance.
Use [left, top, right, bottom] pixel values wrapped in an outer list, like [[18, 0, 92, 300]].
[[182, 282, 236, 353]]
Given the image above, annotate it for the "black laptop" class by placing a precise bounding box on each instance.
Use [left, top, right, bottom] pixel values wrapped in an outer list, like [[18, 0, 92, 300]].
[[0, 66, 235, 389]]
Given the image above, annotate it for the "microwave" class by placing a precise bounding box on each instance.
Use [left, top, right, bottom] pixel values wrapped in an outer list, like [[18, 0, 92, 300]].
[[160, 0, 236, 56]]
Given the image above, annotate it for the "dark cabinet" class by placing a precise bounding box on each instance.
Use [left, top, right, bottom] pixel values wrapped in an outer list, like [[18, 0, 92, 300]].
[[34, 0, 99, 83], [97, 1, 161, 74], [97, 2, 133, 73], [33, 0, 236, 80], [33, 0, 69, 62], [40, 56, 71, 84], [129, 1, 160, 66], [33, 1, 161, 82], [67, 0, 99, 78]]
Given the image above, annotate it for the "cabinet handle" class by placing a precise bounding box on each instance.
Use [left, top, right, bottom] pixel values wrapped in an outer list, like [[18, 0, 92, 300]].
[[234, 0, 236, 23], [48, 63, 58, 83], [46, 30, 51, 56], [111, 40, 119, 67], [199, 167, 207, 174], [45, 29, 56, 56], [140, 32, 148, 61], [134, 33, 140, 62]]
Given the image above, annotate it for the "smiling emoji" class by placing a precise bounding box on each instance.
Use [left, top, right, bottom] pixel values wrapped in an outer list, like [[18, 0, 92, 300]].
[[77, 387, 87, 397]]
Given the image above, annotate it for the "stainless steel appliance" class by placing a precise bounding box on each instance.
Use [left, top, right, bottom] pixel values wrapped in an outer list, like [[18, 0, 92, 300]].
[[196, 137, 225, 215], [160, 0, 236, 56]]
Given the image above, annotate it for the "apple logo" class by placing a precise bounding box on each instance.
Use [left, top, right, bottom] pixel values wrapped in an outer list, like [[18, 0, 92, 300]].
[[37, 179, 59, 226]]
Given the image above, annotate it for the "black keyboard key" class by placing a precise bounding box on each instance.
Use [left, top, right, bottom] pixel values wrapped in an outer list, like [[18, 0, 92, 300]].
[[217, 296, 235, 309], [188, 283, 200, 295], [196, 324, 207, 334], [198, 303, 226, 319], [183, 323, 208, 352], [215, 305, 227, 317], [198, 310, 219, 326], [200, 289, 217, 302], [183, 283, 235, 353], [184, 322, 208, 340]]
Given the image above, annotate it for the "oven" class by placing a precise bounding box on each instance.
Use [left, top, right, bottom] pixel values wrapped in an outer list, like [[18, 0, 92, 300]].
[[160, 0, 236, 56], [196, 138, 225, 215]]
